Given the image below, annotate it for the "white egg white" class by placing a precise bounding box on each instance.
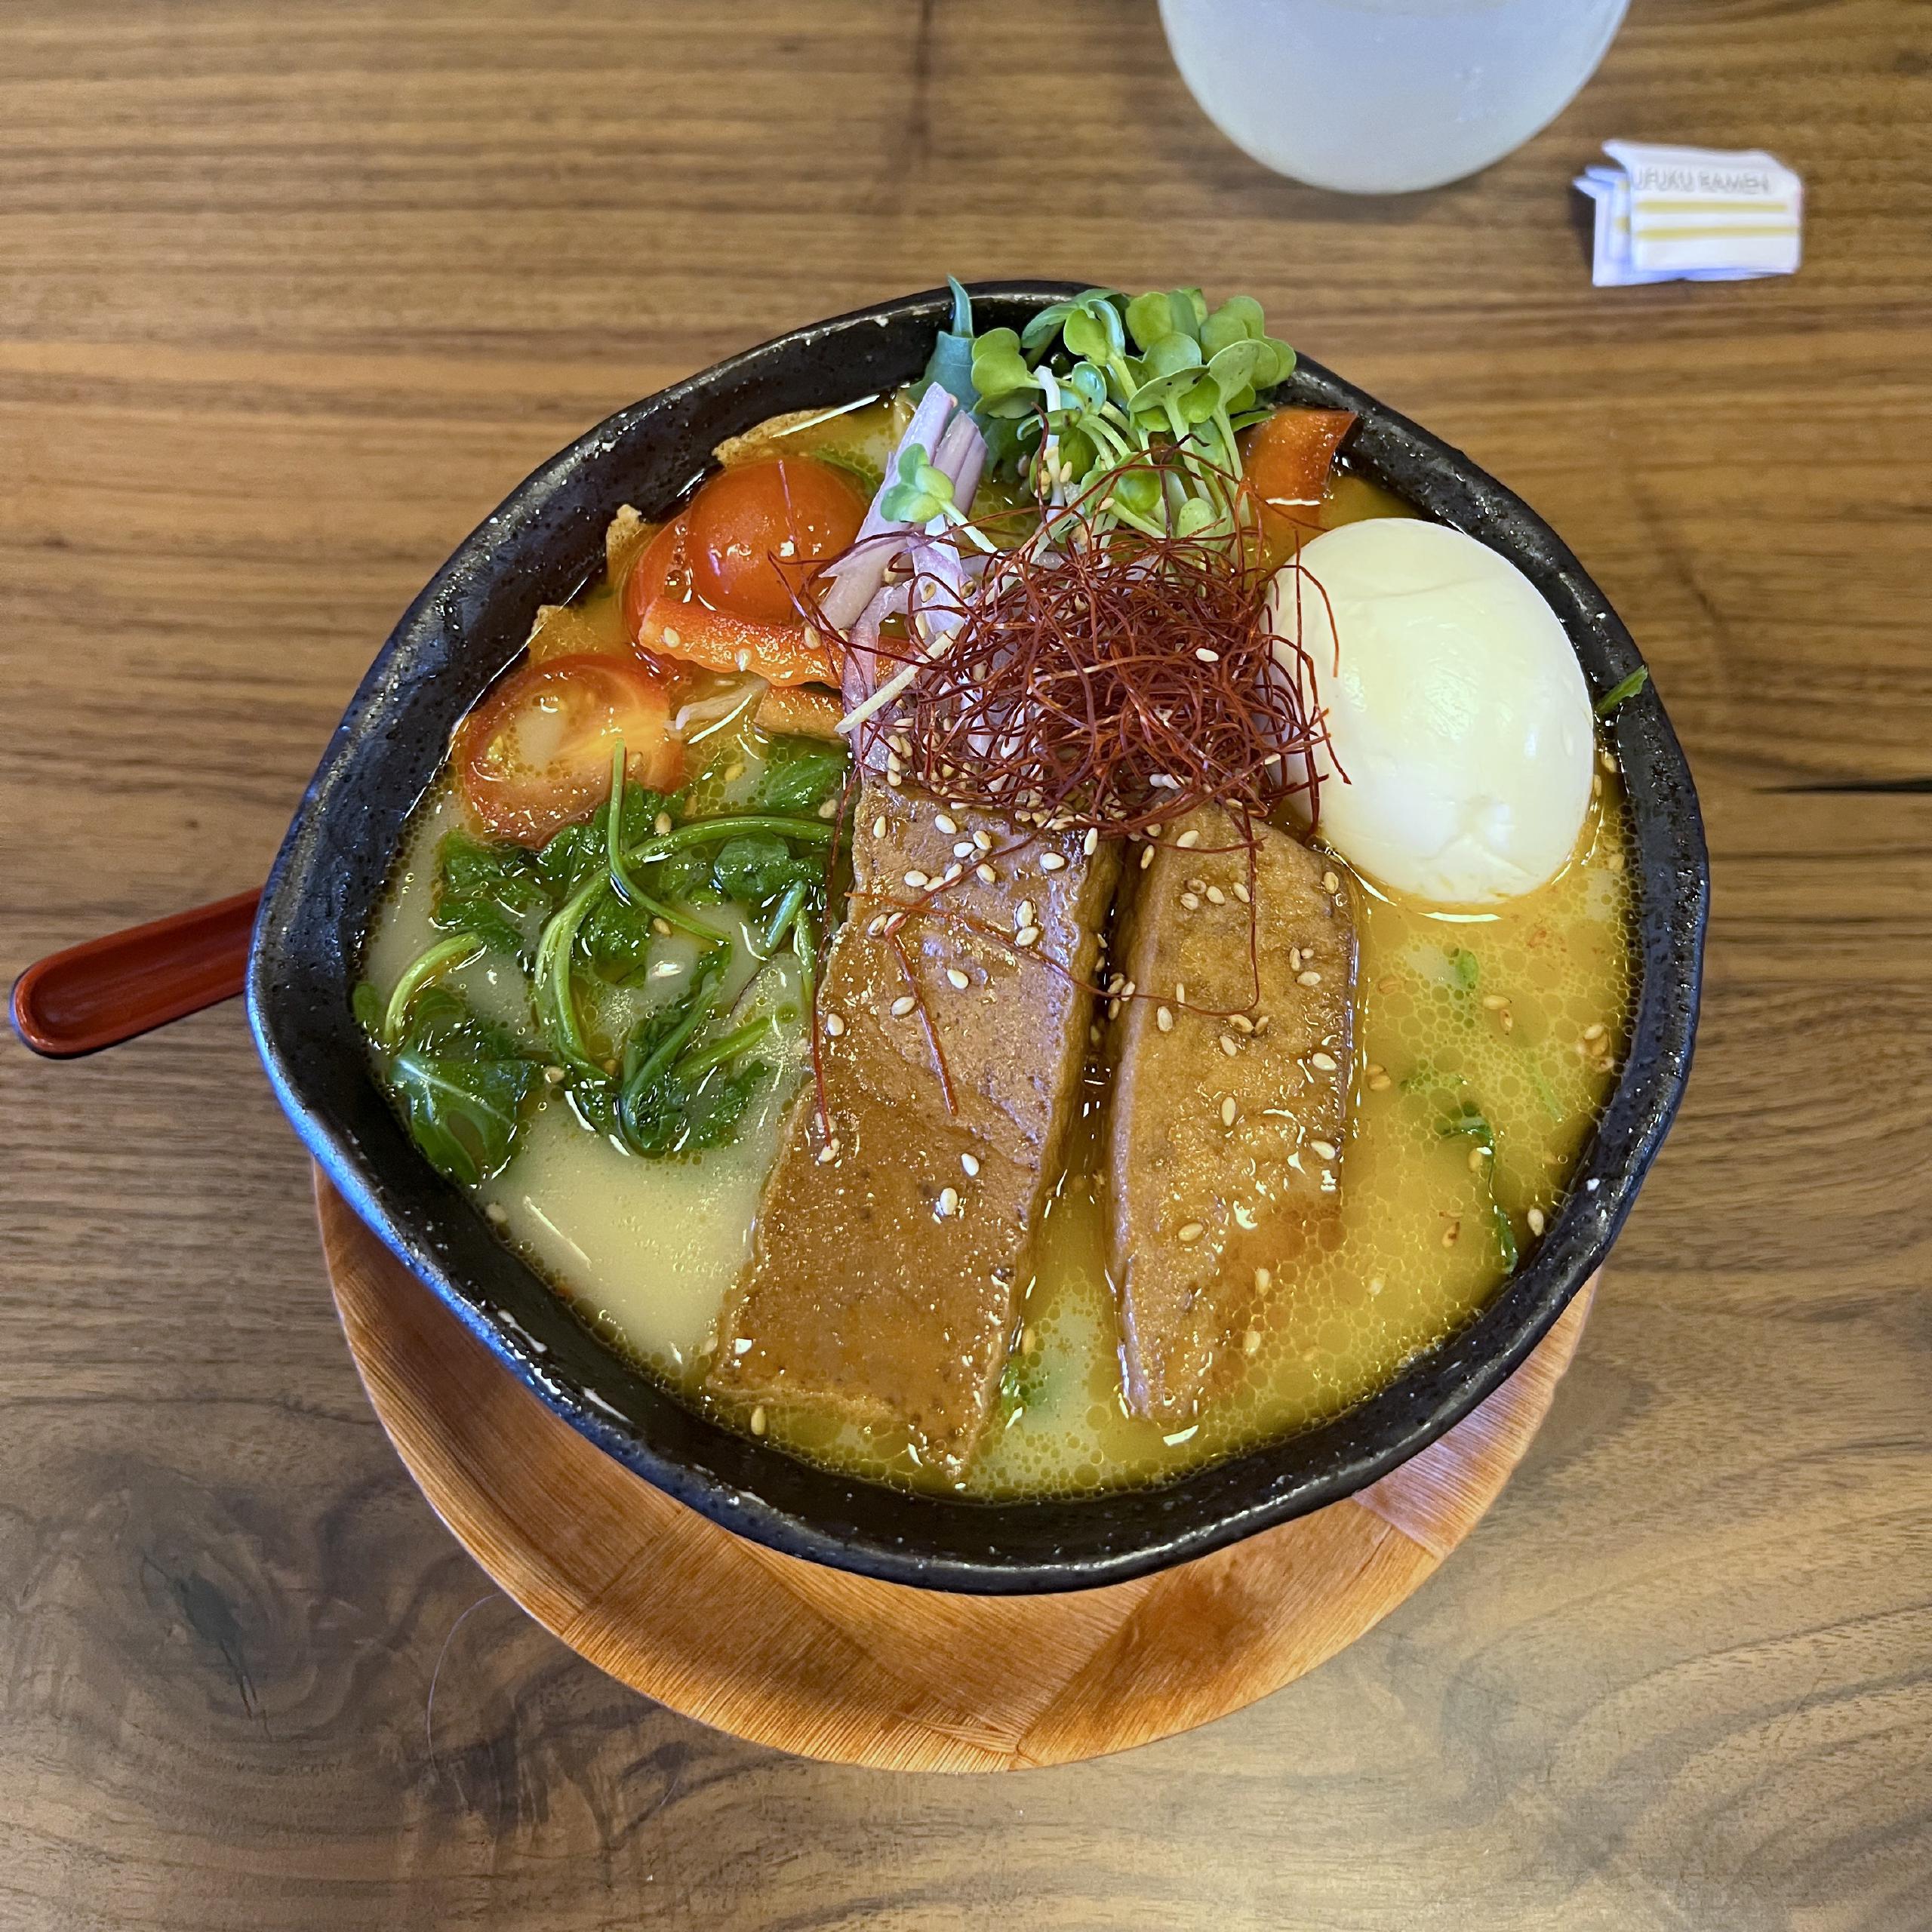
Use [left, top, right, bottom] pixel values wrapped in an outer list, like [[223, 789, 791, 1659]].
[[1267, 520, 1594, 907]]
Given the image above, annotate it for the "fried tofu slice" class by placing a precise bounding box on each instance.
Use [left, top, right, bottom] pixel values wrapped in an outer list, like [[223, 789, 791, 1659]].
[[707, 781, 1117, 1474], [1105, 804, 1355, 1421]]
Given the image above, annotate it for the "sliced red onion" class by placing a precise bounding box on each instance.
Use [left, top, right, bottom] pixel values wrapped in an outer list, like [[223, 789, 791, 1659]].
[[816, 384, 958, 632]]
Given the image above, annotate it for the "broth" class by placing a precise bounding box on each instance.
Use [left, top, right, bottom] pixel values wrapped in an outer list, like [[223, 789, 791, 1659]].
[[361, 390, 1634, 1497]]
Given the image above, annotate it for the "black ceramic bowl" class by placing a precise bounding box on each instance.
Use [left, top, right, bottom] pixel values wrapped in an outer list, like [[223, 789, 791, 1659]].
[[250, 281, 1706, 1594]]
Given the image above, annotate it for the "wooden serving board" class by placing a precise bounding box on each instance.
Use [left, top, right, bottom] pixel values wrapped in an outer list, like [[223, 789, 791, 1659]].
[[317, 1173, 1595, 1773]]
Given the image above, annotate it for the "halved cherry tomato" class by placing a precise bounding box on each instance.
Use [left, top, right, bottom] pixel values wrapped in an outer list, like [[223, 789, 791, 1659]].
[[457, 653, 684, 847], [685, 457, 866, 623], [1241, 408, 1356, 523], [634, 594, 836, 688], [620, 513, 691, 645]]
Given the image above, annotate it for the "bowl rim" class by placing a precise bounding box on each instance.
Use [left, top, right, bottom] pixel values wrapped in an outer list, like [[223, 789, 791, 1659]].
[[249, 281, 1708, 1594]]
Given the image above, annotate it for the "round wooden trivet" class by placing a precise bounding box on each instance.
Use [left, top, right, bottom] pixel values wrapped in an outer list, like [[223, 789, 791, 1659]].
[[317, 1173, 1594, 1773]]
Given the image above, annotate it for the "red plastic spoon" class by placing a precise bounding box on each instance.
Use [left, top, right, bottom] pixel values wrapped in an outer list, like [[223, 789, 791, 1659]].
[[9, 891, 261, 1058]]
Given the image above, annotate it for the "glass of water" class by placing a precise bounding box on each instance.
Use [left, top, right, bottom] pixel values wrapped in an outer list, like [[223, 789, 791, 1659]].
[[1158, 0, 1629, 195]]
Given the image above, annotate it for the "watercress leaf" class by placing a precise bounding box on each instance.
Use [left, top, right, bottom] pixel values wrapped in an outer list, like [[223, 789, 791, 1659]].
[[752, 734, 848, 814], [712, 832, 822, 908], [1450, 946, 1481, 991], [679, 1060, 765, 1150], [434, 830, 553, 957], [579, 891, 657, 985], [535, 819, 608, 897], [381, 985, 538, 1186], [352, 980, 384, 1034]]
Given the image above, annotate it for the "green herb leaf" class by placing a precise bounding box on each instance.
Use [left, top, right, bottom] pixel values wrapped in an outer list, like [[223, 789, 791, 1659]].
[[1594, 667, 1651, 717], [712, 831, 824, 910], [434, 831, 553, 958], [752, 734, 848, 815], [1450, 947, 1481, 992], [380, 986, 539, 1186]]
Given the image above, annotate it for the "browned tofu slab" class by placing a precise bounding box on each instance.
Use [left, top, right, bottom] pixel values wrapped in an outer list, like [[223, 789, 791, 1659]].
[[707, 780, 1118, 1475], [1105, 804, 1356, 1422]]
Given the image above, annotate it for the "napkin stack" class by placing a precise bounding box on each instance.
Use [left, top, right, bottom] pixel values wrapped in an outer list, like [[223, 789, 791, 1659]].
[[1576, 142, 1803, 287]]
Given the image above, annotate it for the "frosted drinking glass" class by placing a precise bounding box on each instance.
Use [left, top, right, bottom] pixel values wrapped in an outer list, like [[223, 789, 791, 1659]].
[[1158, 0, 1629, 195]]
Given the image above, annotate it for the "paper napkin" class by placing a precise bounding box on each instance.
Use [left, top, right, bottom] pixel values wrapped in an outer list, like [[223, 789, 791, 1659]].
[[1576, 142, 1803, 287]]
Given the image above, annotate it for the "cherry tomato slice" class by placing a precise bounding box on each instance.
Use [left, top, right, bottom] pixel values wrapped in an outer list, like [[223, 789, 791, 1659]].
[[634, 593, 835, 688], [620, 513, 691, 646], [1241, 408, 1356, 519], [457, 653, 684, 848], [685, 457, 865, 624]]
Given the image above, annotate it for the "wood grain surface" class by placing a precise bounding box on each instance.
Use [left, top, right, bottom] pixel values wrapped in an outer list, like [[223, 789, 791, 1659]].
[[2, 1, 1927, 1925], [317, 1177, 1598, 1774]]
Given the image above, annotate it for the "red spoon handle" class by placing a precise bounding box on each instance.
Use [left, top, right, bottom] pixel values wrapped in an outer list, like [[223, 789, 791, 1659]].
[[10, 890, 262, 1058]]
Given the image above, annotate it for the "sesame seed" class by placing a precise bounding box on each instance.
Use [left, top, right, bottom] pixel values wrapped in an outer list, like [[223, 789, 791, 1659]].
[[654, 811, 673, 836], [1254, 1015, 1271, 1035], [1120, 980, 1135, 999], [1297, 970, 1321, 987], [651, 916, 671, 937], [543, 1065, 567, 1084], [1015, 925, 1041, 949], [1232, 881, 1250, 904], [1367, 1276, 1384, 1297], [1242, 1327, 1262, 1357], [1607, 850, 1626, 873], [885, 771, 902, 788], [1310, 1140, 1338, 1160], [1177, 829, 1201, 849], [1140, 844, 1155, 870], [817, 797, 838, 820], [660, 626, 681, 649], [1366, 1062, 1385, 1078], [1323, 871, 1341, 894], [1195, 647, 1220, 663], [942, 863, 963, 884], [1601, 748, 1617, 774], [1089, 1023, 1102, 1042], [1221, 1096, 1238, 1127], [935, 814, 958, 835], [1255, 1266, 1272, 1293], [1592, 773, 1604, 797], [1481, 992, 1509, 1011], [1379, 976, 1400, 994], [1583, 1022, 1606, 1042], [955, 841, 975, 859], [485, 1201, 508, 1225], [1021, 1325, 1038, 1356], [1156, 1005, 1174, 1032], [724, 762, 744, 782], [937, 1186, 960, 1218], [1469, 1146, 1488, 1172], [866, 914, 886, 937], [823, 1013, 845, 1037], [977, 863, 997, 884], [961, 1152, 980, 1177], [749, 1404, 767, 1435], [1527, 1207, 1546, 1235], [946, 968, 970, 990], [1205, 885, 1226, 905], [891, 995, 917, 1018], [1220, 1035, 1239, 1057], [1084, 827, 1099, 855], [1016, 899, 1035, 929], [1186, 876, 1206, 893], [1310, 1051, 1337, 1072], [1177, 1222, 1205, 1244], [1230, 1014, 1254, 1034], [872, 814, 888, 838], [973, 829, 993, 851], [904, 869, 929, 889], [1175, 982, 1187, 1003], [1040, 852, 1067, 872], [1180, 892, 1201, 911]]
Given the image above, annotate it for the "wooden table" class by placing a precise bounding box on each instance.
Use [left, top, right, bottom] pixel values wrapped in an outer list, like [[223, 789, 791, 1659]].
[[3, 3, 1926, 1925]]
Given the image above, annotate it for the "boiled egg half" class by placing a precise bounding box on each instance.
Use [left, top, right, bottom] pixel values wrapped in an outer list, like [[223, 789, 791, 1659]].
[[1267, 520, 1595, 906]]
